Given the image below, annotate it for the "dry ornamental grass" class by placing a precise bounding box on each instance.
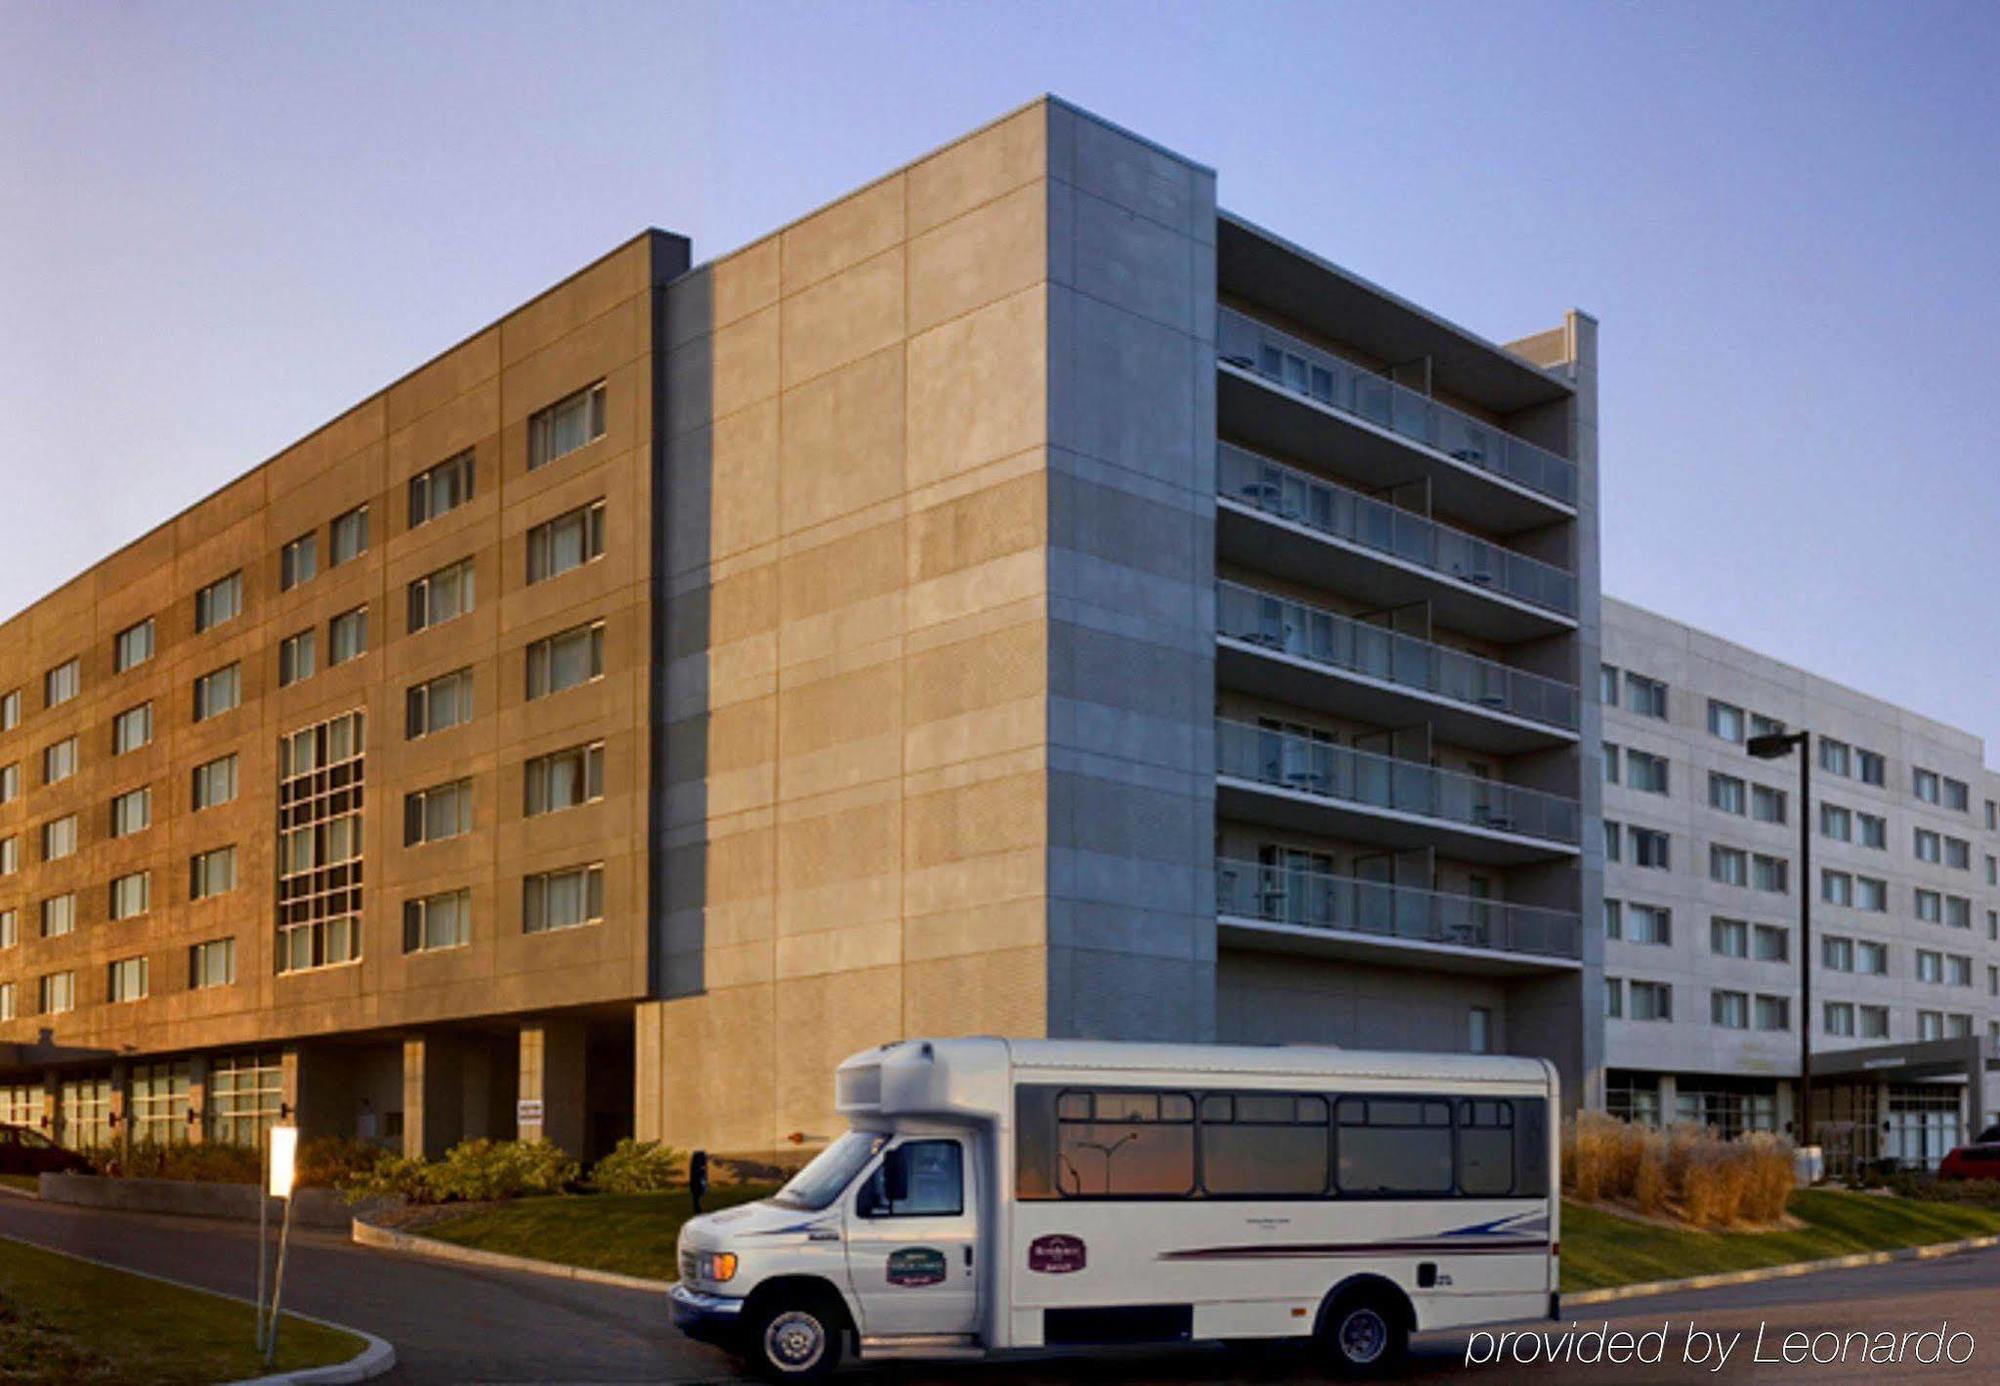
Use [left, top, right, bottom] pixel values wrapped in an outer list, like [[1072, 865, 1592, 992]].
[[1563, 1112, 1794, 1228]]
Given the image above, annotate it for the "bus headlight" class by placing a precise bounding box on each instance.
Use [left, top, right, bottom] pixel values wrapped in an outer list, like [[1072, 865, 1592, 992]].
[[699, 1252, 738, 1283]]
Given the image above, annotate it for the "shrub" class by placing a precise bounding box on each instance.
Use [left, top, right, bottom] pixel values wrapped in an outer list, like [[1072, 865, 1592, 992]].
[[114, 1142, 261, 1184], [424, 1139, 579, 1203], [342, 1153, 433, 1205], [591, 1139, 687, 1195], [1563, 1114, 1794, 1229], [298, 1135, 389, 1190], [1884, 1171, 2000, 1208]]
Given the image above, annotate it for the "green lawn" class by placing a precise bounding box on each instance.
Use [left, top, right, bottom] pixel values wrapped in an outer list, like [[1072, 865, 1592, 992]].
[[0, 1174, 37, 1195], [0, 1236, 365, 1385], [423, 1183, 781, 1280], [1562, 1189, 2000, 1292]]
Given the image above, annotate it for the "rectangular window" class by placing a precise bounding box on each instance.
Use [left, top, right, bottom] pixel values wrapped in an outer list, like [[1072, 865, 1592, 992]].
[[42, 815, 77, 861], [279, 629, 317, 686], [0, 762, 15, 804], [1750, 713, 1785, 739], [523, 863, 606, 934], [402, 889, 471, 954], [1820, 803, 1851, 841], [1754, 995, 1789, 1031], [108, 956, 148, 1004], [405, 668, 473, 739], [189, 939, 236, 990], [1857, 812, 1887, 848], [281, 533, 318, 590], [1860, 1005, 1890, 1039], [1916, 889, 1943, 924], [1822, 935, 1854, 971], [1599, 664, 1619, 706], [525, 622, 605, 699], [527, 500, 606, 583], [1943, 777, 1970, 813], [110, 786, 151, 838], [276, 710, 367, 975], [1626, 750, 1668, 795], [524, 742, 605, 815], [44, 658, 79, 708], [1602, 741, 1619, 785], [39, 972, 75, 1015], [0, 909, 14, 947], [1711, 990, 1748, 1029], [1857, 940, 1889, 975], [113, 702, 153, 754], [1629, 981, 1672, 1022], [1914, 768, 1941, 804], [1334, 1096, 1453, 1196], [190, 846, 237, 900], [1030, 1089, 1198, 1198], [42, 736, 76, 786], [1751, 854, 1788, 893], [1712, 918, 1748, 957], [1752, 924, 1788, 962], [0, 689, 17, 730], [1915, 828, 1942, 863], [528, 381, 607, 470], [1709, 773, 1746, 815], [1602, 899, 1622, 940], [109, 871, 149, 920], [1857, 749, 1885, 785], [115, 618, 155, 672], [1627, 904, 1671, 946], [1824, 1002, 1855, 1037], [1606, 978, 1624, 1019], [1711, 845, 1748, 886], [1946, 895, 1972, 930], [329, 504, 369, 566], [193, 664, 241, 720], [1623, 674, 1668, 720], [407, 558, 475, 633], [195, 572, 243, 632], [1947, 954, 1973, 987], [0, 837, 13, 875], [1917, 950, 1943, 984], [410, 450, 475, 527], [1944, 837, 1971, 870], [1750, 784, 1786, 824], [40, 894, 75, 938], [1603, 819, 1622, 862], [1819, 738, 1851, 776], [192, 754, 238, 810], [329, 606, 368, 665], [1919, 1010, 1944, 1041], [1198, 1092, 1333, 1196], [1631, 828, 1669, 869], [403, 780, 473, 846], [0, 983, 11, 1021], [1707, 700, 1744, 743], [207, 1052, 284, 1144], [1467, 1008, 1493, 1056], [1855, 876, 1887, 911], [1823, 870, 1853, 906]]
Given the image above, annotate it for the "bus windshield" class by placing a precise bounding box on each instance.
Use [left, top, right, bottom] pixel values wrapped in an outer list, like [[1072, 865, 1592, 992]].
[[770, 1129, 889, 1210]]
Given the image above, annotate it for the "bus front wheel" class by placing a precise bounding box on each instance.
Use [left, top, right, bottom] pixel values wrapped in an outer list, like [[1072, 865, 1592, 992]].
[[749, 1296, 844, 1382], [1316, 1287, 1409, 1378]]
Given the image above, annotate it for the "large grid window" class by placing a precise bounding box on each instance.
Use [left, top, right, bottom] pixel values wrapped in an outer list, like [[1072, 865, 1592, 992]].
[[194, 663, 241, 720], [58, 1075, 111, 1149], [109, 871, 150, 920], [277, 711, 365, 974], [128, 1061, 188, 1145], [192, 754, 238, 810], [405, 669, 473, 739], [191, 846, 238, 900], [207, 1053, 283, 1146], [195, 572, 243, 632], [408, 558, 475, 633], [108, 956, 149, 1004], [525, 742, 603, 815], [404, 780, 472, 846], [409, 450, 475, 527], [114, 702, 153, 754], [402, 889, 471, 954], [0, 1085, 32, 1129], [527, 500, 606, 583], [190, 938, 236, 990], [526, 622, 604, 699], [115, 618, 154, 672], [528, 382, 606, 470], [524, 863, 605, 934]]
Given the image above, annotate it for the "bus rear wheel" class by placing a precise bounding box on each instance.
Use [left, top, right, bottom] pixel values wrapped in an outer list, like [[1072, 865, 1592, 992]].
[[749, 1296, 844, 1382], [1317, 1288, 1408, 1378]]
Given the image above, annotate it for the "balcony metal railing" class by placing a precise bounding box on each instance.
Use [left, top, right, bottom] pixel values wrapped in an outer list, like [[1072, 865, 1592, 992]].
[[1216, 718, 1582, 846], [1218, 306, 1577, 506], [1216, 581, 1579, 732], [1216, 856, 1582, 960], [1217, 444, 1577, 618]]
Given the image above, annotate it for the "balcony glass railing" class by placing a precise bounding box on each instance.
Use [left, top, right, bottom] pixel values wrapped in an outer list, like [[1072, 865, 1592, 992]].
[[1218, 306, 1577, 506], [1215, 856, 1582, 960], [1216, 581, 1579, 732], [1216, 718, 1581, 846], [1218, 444, 1577, 618]]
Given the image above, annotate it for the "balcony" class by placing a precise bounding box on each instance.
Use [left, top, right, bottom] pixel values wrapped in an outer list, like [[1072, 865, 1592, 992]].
[[1216, 581, 1578, 753], [1218, 307, 1576, 525], [1217, 443, 1576, 641], [1215, 718, 1580, 864], [1216, 856, 1582, 971]]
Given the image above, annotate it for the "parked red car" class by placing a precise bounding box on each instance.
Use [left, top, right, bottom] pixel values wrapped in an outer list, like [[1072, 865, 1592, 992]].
[[1937, 1143, 2000, 1181], [0, 1123, 93, 1177]]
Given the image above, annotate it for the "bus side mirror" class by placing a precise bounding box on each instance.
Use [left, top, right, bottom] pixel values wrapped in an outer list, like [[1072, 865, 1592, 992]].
[[881, 1147, 909, 1205]]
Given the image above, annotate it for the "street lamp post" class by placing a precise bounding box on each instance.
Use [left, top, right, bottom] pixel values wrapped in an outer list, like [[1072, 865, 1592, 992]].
[[1748, 730, 1812, 1156]]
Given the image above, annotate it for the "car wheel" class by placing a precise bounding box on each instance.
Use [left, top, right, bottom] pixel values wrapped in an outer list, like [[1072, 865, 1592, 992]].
[[1318, 1289, 1408, 1378], [751, 1297, 843, 1382]]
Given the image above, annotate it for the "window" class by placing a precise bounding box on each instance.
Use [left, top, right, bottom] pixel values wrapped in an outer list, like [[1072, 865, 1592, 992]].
[[192, 754, 238, 810], [1626, 750, 1668, 795], [1468, 1007, 1493, 1055], [1752, 853, 1788, 893], [1605, 978, 1623, 1018], [279, 629, 317, 686], [1916, 889, 1943, 924], [1915, 828, 1942, 863], [0, 762, 15, 804], [1336, 1097, 1453, 1196], [1709, 773, 1746, 815], [1947, 1013, 1973, 1038], [1629, 981, 1672, 1021], [1624, 673, 1667, 720], [0, 689, 17, 730], [1754, 995, 1790, 1031], [525, 742, 604, 815], [1711, 845, 1748, 886], [41, 815, 77, 861], [44, 658, 79, 708], [526, 622, 605, 699], [1945, 837, 1971, 870], [1943, 777, 1970, 813], [1189, 1093, 1329, 1195], [330, 504, 369, 566], [1947, 954, 1973, 987], [1822, 935, 1854, 972], [207, 1053, 284, 1144], [408, 558, 475, 632], [405, 669, 473, 739], [114, 702, 153, 754], [39, 972, 75, 1015], [1914, 768, 1941, 804], [404, 780, 472, 846], [1711, 917, 1748, 958], [1825, 1002, 1855, 1038], [190, 846, 237, 900], [1857, 749, 1885, 785], [410, 450, 475, 527], [42, 736, 76, 786], [402, 889, 471, 953], [0, 909, 13, 947], [1857, 812, 1887, 848], [1946, 895, 1972, 930], [1050, 1089, 1197, 1196], [1818, 738, 1851, 776], [527, 500, 606, 583], [1602, 742, 1619, 785], [1603, 819, 1622, 862], [193, 664, 241, 720], [1707, 700, 1744, 743], [1823, 870, 1853, 906], [1919, 1010, 1944, 1041], [109, 871, 149, 920], [40, 895, 74, 938], [1860, 1005, 1890, 1039], [195, 572, 243, 632], [108, 956, 148, 1003], [1626, 904, 1671, 946], [276, 710, 367, 975], [115, 618, 155, 672], [862, 1139, 967, 1216], [1631, 828, 1669, 869], [1821, 803, 1852, 841], [0, 983, 11, 1021], [528, 381, 607, 470], [1917, 950, 1943, 984], [110, 786, 151, 837], [189, 939, 236, 990], [1599, 664, 1619, 706], [1752, 924, 1788, 962], [0, 837, 13, 875], [1712, 990, 1748, 1029], [1750, 713, 1786, 738], [329, 607, 368, 665], [1602, 899, 1622, 939], [281, 533, 318, 590], [524, 863, 605, 934], [1751, 785, 1786, 824], [1857, 940, 1888, 975], [1855, 875, 1887, 911]]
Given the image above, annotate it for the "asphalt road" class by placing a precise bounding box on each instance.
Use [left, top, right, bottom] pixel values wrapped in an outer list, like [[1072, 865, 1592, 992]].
[[3, 1191, 1998, 1384]]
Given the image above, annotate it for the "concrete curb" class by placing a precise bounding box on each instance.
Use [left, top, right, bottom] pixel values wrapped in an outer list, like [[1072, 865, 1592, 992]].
[[1566, 1232, 2000, 1306], [352, 1217, 674, 1293], [0, 1233, 394, 1385], [0, 1180, 37, 1200]]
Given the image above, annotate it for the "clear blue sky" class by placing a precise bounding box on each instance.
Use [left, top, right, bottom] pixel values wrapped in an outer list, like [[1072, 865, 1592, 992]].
[[4, 2, 1997, 747]]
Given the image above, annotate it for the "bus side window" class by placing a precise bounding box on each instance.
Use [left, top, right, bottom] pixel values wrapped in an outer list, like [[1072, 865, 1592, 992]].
[[1054, 1089, 1195, 1198], [1334, 1097, 1453, 1196], [1514, 1098, 1550, 1197], [1199, 1092, 1330, 1196], [1457, 1099, 1515, 1196]]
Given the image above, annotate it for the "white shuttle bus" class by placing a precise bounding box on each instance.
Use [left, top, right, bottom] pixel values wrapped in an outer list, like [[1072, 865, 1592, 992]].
[[672, 1038, 1559, 1380]]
